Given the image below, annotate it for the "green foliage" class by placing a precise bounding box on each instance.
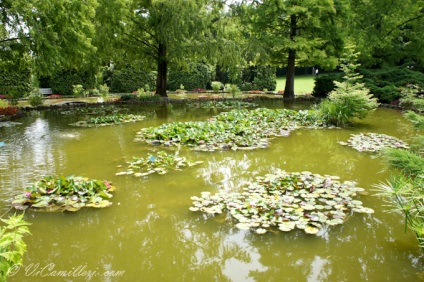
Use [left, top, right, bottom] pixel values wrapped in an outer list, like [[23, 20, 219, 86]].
[[70, 114, 145, 127], [348, 0, 424, 68], [27, 89, 44, 107], [0, 213, 31, 280], [404, 111, 424, 130], [0, 70, 32, 99], [317, 45, 379, 126], [135, 108, 325, 152], [211, 81, 223, 93], [312, 73, 343, 98], [374, 174, 424, 249], [72, 84, 85, 97], [98, 84, 109, 98], [381, 148, 424, 177], [0, 0, 98, 75], [252, 66, 276, 91], [400, 86, 424, 112], [43, 69, 96, 95], [168, 63, 213, 91], [361, 67, 424, 103], [12, 175, 116, 212], [116, 151, 203, 177], [107, 67, 156, 93]]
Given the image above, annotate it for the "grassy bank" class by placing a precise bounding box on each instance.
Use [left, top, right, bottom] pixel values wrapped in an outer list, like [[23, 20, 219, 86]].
[[276, 75, 316, 95]]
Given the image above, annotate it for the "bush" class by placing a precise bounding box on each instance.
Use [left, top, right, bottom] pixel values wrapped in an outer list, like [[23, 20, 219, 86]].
[[360, 67, 424, 103], [107, 67, 156, 93], [27, 89, 44, 107], [312, 73, 342, 98], [98, 84, 109, 97], [168, 63, 213, 91], [252, 66, 277, 91], [317, 44, 378, 126], [211, 81, 223, 93]]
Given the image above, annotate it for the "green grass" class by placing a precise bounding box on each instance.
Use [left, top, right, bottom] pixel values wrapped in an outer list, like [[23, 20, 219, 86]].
[[276, 75, 315, 95]]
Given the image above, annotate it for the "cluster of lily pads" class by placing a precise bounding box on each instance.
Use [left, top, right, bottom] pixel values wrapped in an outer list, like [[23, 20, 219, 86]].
[[339, 133, 409, 152], [186, 101, 258, 110], [60, 105, 125, 115], [12, 175, 116, 212], [189, 170, 373, 235], [116, 150, 203, 177], [135, 108, 324, 151], [70, 114, 145, 127]]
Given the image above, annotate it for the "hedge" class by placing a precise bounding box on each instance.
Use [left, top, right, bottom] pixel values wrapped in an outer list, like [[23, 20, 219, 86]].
[[106, 67, 156, 93], [0, 70, 32, 98]]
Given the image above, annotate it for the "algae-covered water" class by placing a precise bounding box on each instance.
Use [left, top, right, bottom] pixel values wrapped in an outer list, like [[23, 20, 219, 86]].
[[0, 101, 423, 281]]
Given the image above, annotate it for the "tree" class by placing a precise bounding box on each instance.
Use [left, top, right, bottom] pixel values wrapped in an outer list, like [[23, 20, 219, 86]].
[[0, 0, 98, 75], [317, 44, 379, 126], [114, 0, 236, 97], [238, 0, 343, 98], [348, 0, 424, 67]]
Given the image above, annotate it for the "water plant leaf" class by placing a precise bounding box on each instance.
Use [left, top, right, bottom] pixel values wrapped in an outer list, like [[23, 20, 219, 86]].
[[135, 108, 327, 152], [189, 169, 374, 236], [117, 150, 203, 177], [11, 175, 116, 212], [339, 133, 409, 152]]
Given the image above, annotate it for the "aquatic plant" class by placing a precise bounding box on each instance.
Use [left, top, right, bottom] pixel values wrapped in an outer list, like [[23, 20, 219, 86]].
[[70, 114, 145, 127], [12, 175, 116, 212], [135, 108, 325, 151], [339, 133, 409, 152], [186, 100, 258, 110], [190, 170, 374, 235], [116, 150, 203, 177]]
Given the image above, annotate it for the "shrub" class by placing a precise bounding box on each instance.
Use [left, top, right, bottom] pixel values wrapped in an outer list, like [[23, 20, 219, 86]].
[[107, 67, 156, 93], [312, 73, 343, 98], [72, 84, 85, 97], [360, 67, 424, 103], [317, 44, 379, 126], [98, 84, 109, 98], [27, 89, 44, 107], [168, 63, 213, 91], [211, 81, 223, 93], [252, 66, 276, 91]]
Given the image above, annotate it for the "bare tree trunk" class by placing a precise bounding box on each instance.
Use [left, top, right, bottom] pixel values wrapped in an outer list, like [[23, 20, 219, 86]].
[[284, 14, 297, 99], [156, 43, 168, 97]]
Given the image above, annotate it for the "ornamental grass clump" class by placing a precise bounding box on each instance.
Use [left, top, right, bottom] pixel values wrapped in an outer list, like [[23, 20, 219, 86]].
[[375, 113, 424, 251], [317, 44, 379, 127]]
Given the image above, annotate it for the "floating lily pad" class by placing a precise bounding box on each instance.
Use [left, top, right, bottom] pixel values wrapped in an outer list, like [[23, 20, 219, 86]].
[[339, 133, 409, 152], [12, 175, 116, 212], [189, 170, 374, 235], [116, 150, 203, 177], [70, 114, 145, 127], [135, 108, 327, 152]]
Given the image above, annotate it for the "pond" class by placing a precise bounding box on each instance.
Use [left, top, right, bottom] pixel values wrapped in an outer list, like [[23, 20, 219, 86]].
[[1, 100, 423, 281]]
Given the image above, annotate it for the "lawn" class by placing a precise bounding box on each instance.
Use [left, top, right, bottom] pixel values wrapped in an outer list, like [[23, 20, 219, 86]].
[[276, 75, 316, 95]]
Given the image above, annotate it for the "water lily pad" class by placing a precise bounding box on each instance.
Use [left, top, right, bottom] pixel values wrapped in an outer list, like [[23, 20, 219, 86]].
[[304, 225, 320, 234]]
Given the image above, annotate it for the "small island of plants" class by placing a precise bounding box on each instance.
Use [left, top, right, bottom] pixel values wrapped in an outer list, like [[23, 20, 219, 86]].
[[190, 170, 374, 235], [12, 175, 116, 212]]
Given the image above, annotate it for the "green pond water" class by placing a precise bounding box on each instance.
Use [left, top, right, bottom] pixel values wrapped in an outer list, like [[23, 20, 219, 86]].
[[1, 100, 423, 281]]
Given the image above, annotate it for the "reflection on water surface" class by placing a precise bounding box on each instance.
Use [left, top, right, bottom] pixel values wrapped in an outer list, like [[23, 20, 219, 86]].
[[0, 102, 423, 281]]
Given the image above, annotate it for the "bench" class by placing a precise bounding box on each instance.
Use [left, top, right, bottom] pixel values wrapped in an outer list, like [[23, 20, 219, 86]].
[[39, 88, 53, 95]]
